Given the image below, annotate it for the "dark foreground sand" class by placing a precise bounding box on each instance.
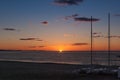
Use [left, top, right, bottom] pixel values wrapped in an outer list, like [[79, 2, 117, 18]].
[[0, 61, 119, 80]]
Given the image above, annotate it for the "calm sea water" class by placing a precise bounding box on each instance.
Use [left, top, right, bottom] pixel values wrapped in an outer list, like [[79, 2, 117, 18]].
[[0, 51, 120, 66]]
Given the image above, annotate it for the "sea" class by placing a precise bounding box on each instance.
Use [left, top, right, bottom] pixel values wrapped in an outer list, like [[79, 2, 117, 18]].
[[0, 51, 120, 66]]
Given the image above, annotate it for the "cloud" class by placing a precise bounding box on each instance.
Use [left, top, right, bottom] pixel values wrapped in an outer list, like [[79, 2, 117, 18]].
[[3, 28, 16, 31], [93, 32, 100, 35], [20, 38, 37, 41], [41, 21, 48, 24], [64, 14, 79, 20], [74, 17, 100, 22], [54, 0, 83, 6], [114, 14, 120, 16], [93, 32, 103, 38], [72, 14, 79, 17], [110, 36, 119, 38], [19, 38, 43, 41], [72, 43, 88, 46], [93, 35, 103, 38], [104, 35, 120, 38], [92, 32, 120, 39], [64, 14, 100, 22]]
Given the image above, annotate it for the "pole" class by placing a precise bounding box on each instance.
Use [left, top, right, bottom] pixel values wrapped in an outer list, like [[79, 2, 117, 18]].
[[108, 13, 111, 68], [91, 16, 93, 69]]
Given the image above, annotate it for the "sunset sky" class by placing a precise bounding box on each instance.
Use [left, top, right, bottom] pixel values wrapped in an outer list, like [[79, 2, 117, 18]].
[[0, 0, 120, 51]]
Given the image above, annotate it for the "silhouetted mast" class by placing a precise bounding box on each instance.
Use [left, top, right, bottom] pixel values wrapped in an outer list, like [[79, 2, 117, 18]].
[[108, 13, 111, 67], [91, 16, 93, 67]]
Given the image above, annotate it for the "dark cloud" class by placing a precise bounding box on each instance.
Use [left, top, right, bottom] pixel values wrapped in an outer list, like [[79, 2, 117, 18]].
[[110, 36, 117, 38], [118, 36, 120, 38], [93, 32, 100, 35], [72, 43, 88, 46], [92, 32, 120, 39], [93, 35, 103, 38], [3, 28, 16, 31], [20, 38, 37, 41], [19, 38, 43, 41], [93, 32, 103, 38], [74, 17, 100, 22], [65, 14, 79, 20], [104, 35, 120, 38], [54, 0, 83, 6], [64, 14, 100, 22], [114, 14, 120, 16], [72, 14, 79, 17], [41, 21, 48, 24]]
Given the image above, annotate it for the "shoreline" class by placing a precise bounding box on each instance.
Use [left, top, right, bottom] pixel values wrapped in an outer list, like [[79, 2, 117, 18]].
[[0, 60, 119, 80]]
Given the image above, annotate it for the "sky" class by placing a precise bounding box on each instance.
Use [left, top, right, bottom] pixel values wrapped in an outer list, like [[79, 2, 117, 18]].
[[0, 0, 120, 51]]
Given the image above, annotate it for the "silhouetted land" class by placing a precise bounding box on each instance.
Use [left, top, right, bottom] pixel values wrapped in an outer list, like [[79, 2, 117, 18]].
[[0, 61, 119, 80]]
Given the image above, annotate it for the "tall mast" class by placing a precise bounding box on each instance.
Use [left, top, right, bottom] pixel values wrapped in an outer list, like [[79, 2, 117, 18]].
[[91, 16, 93, 67], [108, 13, 111, 67]]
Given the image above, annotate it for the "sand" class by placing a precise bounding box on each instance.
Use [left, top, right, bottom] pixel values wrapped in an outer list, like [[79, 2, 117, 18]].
[[0, 61, 119, 80]]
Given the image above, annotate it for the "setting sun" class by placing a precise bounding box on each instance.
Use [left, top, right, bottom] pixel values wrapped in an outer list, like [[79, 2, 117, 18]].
[[59, 49, 63, 53]]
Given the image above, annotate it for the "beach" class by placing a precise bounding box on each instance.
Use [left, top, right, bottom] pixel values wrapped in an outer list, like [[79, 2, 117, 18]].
[[0, 61, 119, 80]]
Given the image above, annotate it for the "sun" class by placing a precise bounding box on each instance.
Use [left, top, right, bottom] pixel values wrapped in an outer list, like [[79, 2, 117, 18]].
[[59, 49, 63, 53]]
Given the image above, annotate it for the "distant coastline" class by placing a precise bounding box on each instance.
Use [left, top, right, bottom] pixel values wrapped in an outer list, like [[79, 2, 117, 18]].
[[0, 49, 120, 52]]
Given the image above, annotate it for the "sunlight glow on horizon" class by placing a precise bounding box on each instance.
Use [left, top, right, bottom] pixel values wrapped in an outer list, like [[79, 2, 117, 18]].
[[59, 49, 63, 53]]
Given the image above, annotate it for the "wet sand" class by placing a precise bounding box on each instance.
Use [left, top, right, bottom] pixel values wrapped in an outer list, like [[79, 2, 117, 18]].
[[0, 61, 119, 80]]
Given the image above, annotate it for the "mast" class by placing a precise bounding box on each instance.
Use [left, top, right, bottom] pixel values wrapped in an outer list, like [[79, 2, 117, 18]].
[[108, 13, 111, 67], [91, 16, 93, 68]]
